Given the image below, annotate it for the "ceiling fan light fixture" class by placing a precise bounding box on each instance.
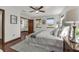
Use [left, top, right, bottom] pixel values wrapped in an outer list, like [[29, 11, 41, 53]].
[[29, 6, 45, 14], [35, 11, 39, 14]]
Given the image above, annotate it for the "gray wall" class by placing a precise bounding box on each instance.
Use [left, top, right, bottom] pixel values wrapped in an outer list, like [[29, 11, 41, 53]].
[[63, 7, 79, 26]]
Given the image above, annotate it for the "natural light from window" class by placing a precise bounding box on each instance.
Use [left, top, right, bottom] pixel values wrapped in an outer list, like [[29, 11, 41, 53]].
[[46, 18, 55, 24]]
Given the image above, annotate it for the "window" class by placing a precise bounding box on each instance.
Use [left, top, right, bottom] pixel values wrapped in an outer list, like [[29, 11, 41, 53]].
[[75, 27, 79, 40], [46, 18, 55, 24], [46, 18, 57, 28]]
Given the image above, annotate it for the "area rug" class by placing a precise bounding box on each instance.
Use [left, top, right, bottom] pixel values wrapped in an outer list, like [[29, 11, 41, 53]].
[[11, 39, 49, 52], [11, 38, 63, 52]]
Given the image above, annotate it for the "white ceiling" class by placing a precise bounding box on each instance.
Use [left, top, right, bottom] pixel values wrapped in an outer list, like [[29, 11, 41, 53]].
[[1, 6, 76, 18], [20, 6, 66, 17], [19, 6, 77, 18]]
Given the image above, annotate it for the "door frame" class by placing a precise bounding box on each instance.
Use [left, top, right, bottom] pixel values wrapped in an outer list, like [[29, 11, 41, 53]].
[[0, 9, 5, 51]]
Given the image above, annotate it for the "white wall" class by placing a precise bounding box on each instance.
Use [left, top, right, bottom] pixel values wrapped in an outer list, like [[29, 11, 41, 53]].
[[0, 11, 2, 39], [32, 15, 59, 31], [0, 6, 21, 42]]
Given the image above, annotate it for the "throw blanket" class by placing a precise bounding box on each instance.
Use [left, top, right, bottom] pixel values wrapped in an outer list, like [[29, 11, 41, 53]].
[[31, 30, 45, 38], [27, 29, 63, 52]]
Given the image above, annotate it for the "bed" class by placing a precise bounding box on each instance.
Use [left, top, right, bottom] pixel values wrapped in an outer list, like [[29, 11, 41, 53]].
[[26, 26, 70, 52]]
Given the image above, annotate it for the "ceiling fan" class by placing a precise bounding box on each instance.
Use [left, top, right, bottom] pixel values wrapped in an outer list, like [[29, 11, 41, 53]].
[[29, 6, 45, 14]]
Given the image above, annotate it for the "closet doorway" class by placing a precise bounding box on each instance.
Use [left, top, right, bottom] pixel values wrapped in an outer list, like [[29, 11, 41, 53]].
[[0, 9, 5, 52]]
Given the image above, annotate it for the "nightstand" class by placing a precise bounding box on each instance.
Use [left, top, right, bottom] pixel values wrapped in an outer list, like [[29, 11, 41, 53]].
[[63, 38, 79, 52]]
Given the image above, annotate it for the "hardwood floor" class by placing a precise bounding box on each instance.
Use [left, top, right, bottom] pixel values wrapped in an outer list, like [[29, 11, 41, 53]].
[[4, 31, 28, 52], [4, 38, 22, 52], [21, 31, 28, 39]]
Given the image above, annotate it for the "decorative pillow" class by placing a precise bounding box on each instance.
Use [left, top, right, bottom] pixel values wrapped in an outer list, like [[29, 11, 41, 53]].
[[57, 26, 64, 37], [55, 28, 60, 36], [59, 26, 70, 38], [50, 31, 54, 35], [51, 29, 56, 35], [51, 27, 64, 37]]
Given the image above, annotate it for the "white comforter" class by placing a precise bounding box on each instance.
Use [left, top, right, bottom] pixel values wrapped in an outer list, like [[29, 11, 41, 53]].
[[27, 30, 63, 52]]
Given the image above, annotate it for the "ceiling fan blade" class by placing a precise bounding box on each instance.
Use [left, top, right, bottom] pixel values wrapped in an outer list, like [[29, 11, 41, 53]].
[[30, 6, 36, 10], [39, 10, 45, 13], [29, 10, 34, 12], [38, 6, 43, 10]]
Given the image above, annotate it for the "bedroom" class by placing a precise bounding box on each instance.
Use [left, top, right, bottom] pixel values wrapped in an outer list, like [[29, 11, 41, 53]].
[[17, 6, 66, 52], [0, 6, 79, 52]]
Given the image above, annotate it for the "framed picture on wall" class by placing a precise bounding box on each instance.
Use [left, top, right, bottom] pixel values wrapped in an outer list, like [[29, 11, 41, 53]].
[[10, 15, 17, 24], [36, 19, 41, 28]]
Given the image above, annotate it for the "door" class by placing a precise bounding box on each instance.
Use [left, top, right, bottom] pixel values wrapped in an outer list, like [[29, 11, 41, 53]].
[[28, 20, 34, 34], [0, 9, 5, 52], [0, 11, 2, 50]]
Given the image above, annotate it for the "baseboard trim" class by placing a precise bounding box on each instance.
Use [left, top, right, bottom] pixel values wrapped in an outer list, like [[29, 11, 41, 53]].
[[0, 39, 2, 43], [5, 37, 21, 45], [21, 31, 28, 32]]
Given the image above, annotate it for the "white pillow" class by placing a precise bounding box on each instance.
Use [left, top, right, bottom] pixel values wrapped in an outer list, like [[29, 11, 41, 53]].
[[54, 28, 60, 36], [60, 26, 70, 38]]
